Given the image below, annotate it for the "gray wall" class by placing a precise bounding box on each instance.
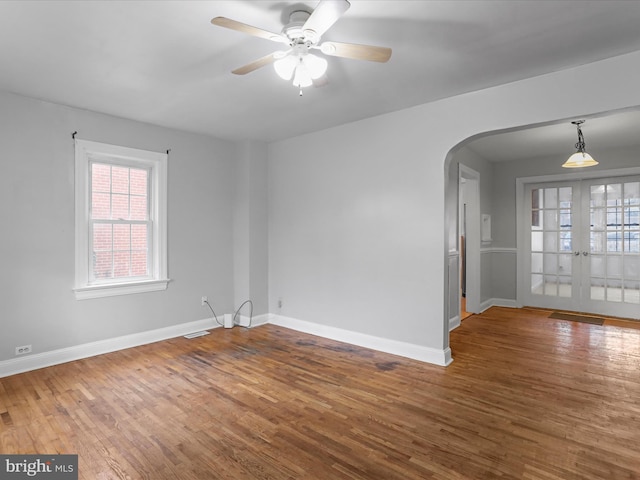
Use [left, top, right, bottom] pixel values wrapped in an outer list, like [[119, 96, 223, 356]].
[[269, 50, 640, 357], [3, 48, 640, 367], [0, 91, 242, 362], [234, 141, 269, 315], [456, 142, 640, 309], [491, 145, 640, 248]]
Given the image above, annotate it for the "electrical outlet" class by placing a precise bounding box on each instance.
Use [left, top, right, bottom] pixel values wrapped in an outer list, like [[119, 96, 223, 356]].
[[201, 296, 207, 306], [15, 345, 32, 356], [278, 298, 283, 308]]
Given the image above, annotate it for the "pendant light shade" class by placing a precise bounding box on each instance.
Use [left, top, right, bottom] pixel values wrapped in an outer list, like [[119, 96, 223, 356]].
[[562, 120, 598, 168]]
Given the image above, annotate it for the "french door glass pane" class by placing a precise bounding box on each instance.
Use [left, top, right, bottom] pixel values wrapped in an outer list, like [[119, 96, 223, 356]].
[[531, 186, 572, 297], [589, 180, 640, 304]]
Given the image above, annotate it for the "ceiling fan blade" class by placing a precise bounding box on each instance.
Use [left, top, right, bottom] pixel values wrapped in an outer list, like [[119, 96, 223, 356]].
[[321, 41, 392, 63], [211, 17, 288, 44], [232, 52, 280, 75], [303, 0, 351, 38]]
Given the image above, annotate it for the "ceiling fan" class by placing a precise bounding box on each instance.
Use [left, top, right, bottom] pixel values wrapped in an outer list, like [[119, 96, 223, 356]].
[[211, 0, 392, 94]]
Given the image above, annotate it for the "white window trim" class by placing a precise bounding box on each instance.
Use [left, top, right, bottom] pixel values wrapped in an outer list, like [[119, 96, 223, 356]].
[[74, 139, 169, 300]]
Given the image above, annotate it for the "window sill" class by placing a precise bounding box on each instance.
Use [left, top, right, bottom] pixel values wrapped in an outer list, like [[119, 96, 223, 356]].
[[74, 279, 170, 300]]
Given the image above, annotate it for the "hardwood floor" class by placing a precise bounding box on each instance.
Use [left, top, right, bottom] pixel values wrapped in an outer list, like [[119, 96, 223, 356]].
[[1, 307, 640, 479]]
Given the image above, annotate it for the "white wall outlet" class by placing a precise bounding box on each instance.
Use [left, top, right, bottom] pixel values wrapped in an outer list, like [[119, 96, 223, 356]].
[[15, 345, 32, 356], [201, 296, 207, 306]]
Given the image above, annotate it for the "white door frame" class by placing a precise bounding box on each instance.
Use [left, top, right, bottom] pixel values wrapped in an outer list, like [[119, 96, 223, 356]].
[[459, 164, 481, 314], [516, 166, 640, 310]]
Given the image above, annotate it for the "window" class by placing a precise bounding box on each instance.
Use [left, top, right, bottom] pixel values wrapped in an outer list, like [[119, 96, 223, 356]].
[[74, 140, 168, 299]]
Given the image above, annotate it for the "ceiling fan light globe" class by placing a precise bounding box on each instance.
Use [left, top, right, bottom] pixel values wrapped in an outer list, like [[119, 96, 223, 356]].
[[305, 53, 328, 79], [292, 63, 313, 88], [562, 151, 599, 168], [274, 55, 297, 80]]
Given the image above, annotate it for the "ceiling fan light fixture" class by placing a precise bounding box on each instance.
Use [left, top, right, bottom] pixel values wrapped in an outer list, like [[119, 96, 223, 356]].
[[274, 55, 298, 80], [304, 53, 328, 79], [276, 52, 327, 87], [292, 59, 313, 88], [562, 120, 599, 168]]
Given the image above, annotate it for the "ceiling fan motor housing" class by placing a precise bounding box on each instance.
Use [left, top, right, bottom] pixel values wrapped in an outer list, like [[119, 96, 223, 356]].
[[283, 10, 318, 44]]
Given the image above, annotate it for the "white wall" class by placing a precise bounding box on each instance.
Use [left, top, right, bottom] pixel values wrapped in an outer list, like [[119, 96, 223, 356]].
[[4, 49, 640, 371], [0, 91, 239, 364], [268, 50, 640, 364], [234, 141, 269, 316]]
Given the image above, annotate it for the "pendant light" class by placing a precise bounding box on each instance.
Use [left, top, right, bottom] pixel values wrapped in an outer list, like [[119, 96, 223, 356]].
[[562, 120, 598, 168]]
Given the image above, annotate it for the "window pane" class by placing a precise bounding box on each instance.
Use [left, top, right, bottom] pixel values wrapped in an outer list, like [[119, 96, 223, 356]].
[[112, 166, 129, 194], [558, 187, 572, 207], [531, 232, 543, 251], [544, 232, 557, 252], [112, 194, 129, 220], [591, 185, 605, 207], [130, 168, 148, 196], [93, 223, 112, 252], [132, 251, 148, 276], [113, 224, 131, 251], [543, 253, 557, 274], [559, 209, 572, 229], [544, 210, 558, 230], [92, 163, 111, 193], [607, 184, 622, 206], [131, 224, 147, 249], [606, 254, 622, 278], [624, 182, 640, 206], [591, 208, 606, 230], [531, 252, 543, 273], [558, 276, 572, 297], [625, 206, 640, 228], [92, 192, 111, 219], [544, 188, 557, 209], [591, 232, 605, 253], [94, 251, 113, 279], [532, 274, 543, 294], [558, 254, 572, 275], [130, 195, 147, 221], [591, 255, 605, 277], [114, 251, 131, 278]]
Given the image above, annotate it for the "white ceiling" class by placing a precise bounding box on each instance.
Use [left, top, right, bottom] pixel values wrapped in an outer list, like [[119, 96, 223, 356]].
[[466, 107, 640, 163], [1, 0, 640, 148]]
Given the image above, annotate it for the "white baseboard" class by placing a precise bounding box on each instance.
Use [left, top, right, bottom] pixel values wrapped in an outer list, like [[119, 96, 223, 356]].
[[0, 311, 452, 378], [0, 317, 223, 378], [449, 315, 461, 331], [480, 298, 518, 312], [235, 313, 270, 328], [269, 314, 452, 366]]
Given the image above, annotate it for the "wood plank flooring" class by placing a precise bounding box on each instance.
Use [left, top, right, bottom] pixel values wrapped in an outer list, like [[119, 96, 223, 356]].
[[1, 307, 640, 479]]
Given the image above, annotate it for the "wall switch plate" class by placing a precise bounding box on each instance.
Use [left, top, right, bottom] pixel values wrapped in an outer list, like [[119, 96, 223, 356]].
[[15, 345, 32, 355]]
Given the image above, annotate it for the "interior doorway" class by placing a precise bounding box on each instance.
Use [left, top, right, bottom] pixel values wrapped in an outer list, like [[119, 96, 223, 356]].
[[520, 174, 640, 319], [459, 164, 481, 316]]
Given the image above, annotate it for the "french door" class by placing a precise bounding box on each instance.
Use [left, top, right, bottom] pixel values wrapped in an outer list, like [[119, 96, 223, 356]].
[[523, 176, 640, 318]]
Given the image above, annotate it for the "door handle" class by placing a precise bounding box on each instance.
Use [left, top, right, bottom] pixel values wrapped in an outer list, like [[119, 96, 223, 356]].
[[574, 251, 580, 256], [582, 251, 589, 256]]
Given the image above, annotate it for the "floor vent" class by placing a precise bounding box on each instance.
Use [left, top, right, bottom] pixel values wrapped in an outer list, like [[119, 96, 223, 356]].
[[548, 312, 604, 325], [184, 331, 210, 339]]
